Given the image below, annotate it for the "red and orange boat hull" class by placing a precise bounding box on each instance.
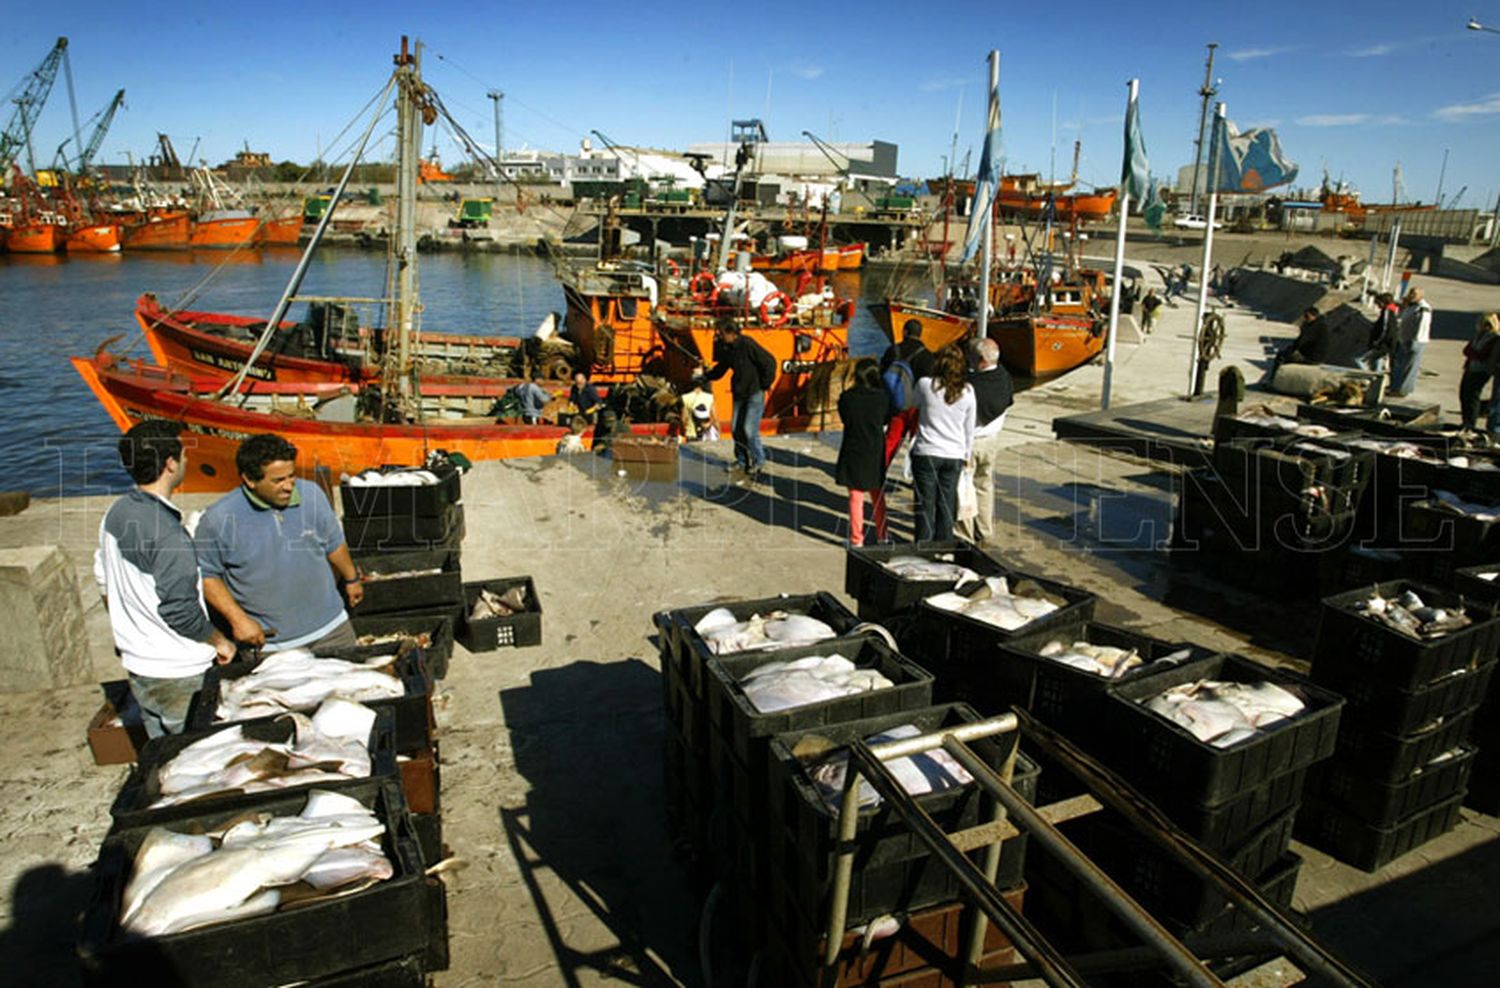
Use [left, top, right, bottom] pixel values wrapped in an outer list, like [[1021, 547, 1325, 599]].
[[190, 216, 260, 248], [123, 212, 190, 250], [259, 215, 303, 246], [66, 224, 123, 253], [6, 223, 64, 253]]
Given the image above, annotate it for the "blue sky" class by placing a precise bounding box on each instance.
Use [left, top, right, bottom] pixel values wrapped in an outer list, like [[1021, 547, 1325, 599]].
[[6, 1, 1498, 209]]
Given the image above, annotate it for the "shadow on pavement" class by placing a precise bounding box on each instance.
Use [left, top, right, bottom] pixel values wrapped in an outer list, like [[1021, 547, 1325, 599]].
[[0, 863, 92, 986], [498, 659, 700, 988]]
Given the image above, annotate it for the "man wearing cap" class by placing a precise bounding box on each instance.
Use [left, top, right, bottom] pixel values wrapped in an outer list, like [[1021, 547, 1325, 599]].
[[880, 319, 937, 469]]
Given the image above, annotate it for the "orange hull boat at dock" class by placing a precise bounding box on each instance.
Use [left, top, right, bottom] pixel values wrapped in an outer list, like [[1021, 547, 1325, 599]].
[[66, 224, 123, 253], [123, 212, 191, 250], [6, 223, 64, 253], [190, 215, 261, 248], [259, 215, 304, 246]]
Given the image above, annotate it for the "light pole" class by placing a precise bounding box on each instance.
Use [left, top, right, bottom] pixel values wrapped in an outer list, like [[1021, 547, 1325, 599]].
[[1469, 18, 1500, 34]]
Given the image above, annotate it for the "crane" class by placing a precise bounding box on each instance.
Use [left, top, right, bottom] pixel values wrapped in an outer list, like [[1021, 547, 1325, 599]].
[[0, 37, 69, 180], [589, 129, 644, 180], [53, 89, 125, 175]]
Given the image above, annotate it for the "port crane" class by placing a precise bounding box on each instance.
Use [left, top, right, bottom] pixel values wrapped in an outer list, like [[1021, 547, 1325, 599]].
[[0, 37, 69, 181], [53, 89, 126, 176]]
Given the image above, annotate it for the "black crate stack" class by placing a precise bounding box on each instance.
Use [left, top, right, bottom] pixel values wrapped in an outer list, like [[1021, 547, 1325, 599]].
[[1297, 580, 1500, 870], [341, 461, 467, 680], [1446, 564, 1500, 813]]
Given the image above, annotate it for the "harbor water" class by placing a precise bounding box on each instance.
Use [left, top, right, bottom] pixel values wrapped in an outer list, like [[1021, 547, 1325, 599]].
[[0, 250, 897, 497]]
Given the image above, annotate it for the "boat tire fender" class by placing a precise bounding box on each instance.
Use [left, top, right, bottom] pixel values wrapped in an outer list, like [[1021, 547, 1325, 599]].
[[760, 291, 790, 328]]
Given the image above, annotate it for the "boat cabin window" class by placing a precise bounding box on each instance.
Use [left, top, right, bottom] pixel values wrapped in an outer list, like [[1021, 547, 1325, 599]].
[[615, 298, 638, 320]]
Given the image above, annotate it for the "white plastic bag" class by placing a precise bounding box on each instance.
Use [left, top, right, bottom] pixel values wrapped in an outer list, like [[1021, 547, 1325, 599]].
[[957, 466, 978, 522]]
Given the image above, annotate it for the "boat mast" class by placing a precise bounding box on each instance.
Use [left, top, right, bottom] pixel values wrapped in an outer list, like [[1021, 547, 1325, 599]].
[[390, 36, 424, 401]]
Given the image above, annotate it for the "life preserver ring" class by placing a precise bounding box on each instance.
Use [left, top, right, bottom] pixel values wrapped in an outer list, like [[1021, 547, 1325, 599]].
[[665, 258, 681, 278], [690, 270, 718, 304], [760, 291, 791, 327]]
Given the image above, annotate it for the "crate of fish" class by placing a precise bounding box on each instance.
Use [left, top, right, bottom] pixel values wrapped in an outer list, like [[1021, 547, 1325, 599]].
[[1404, 493, 1500, 560], [112, 701, 398, 831], [843, 541, 1008, 621], [703, 635, 934, 772], [1105, 654, 1344, 809], [191, 648, 432, 755], [457, 577, 541, 651], [1314, 656, 1495, 737], [1212, 408, 1337, 446], [1309, 742, 1476, 828], [1159, 766, 1310, 853], [77, 780, 432, 988], [1329, 705, 1478, 784], [339, 461, 463, 519], [984, 623, 1214, 744], [1212, 435, 1373, 496], [1312, 580, 1500, 691], [1317, 545, 1407, 596], [344, 611, 455, 682], [351, 547, 463, 615], [344, 502, 464, 553], [1174, 468, 1359, 552], [764, 704, 1036, 926], [1452, 563, 1500, 608], [669, 592, 862, 703], [1295, 400, 1444, 438], [1296, 791, 1466, 873]]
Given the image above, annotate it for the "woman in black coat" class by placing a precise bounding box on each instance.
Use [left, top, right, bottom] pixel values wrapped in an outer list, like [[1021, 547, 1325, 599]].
[[836, 358, 893, 546]]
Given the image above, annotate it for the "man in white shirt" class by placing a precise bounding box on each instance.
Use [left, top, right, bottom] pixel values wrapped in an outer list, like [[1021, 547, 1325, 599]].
[[1391, 288, 1433, 397], [95, 421, 235, 737]]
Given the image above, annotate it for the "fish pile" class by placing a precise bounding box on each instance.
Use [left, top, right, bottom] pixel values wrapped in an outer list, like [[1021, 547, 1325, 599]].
[[797, 724, 975, 812], [692, 607, 838, 655], [354, 630, 432, 649], [345, 468, 441, 487], [880, 555, 980, 585], [1142, 678, 1307, 748], [362, 566, 443, 583], [1035, 640, 1187, 679], [1346, 438, 1445, 462], [1352, 587, 1472, 640], [150, 699, 376, 808], [1444, 455, 1500, 472], [469, 585, 528, 620], [1233, 412, 1335, 438], [121, 789, 393, 937], [1430, 489, 1500, 522], [215, 650, 405, 722], [738, 654, 894, 714], [925, 576, 1064, 632]]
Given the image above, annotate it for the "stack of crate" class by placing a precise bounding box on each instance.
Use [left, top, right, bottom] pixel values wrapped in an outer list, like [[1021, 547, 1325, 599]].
[[1448, 564, 1500, 813], [340, 460, 465, 679], [1298, 580, 1499, 870], [1173, 434, 1372, 598]]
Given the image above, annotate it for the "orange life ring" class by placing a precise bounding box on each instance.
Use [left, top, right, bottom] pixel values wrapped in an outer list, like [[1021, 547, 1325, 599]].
[[666, 258, 681, 278], [759, 291, 791, 327], [690, 271, 718, 304]]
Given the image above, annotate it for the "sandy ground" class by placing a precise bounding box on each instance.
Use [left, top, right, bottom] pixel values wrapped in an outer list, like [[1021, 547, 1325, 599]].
[[2, 243, 1499, 986]]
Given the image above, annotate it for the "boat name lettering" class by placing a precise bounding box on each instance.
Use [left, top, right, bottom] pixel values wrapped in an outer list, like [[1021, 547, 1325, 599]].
[[188, 349, 275, 380], [780, 360, 819, 375]]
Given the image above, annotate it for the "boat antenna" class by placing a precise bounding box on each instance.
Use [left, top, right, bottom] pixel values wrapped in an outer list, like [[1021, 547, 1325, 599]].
[[215, 72, 397, 401]]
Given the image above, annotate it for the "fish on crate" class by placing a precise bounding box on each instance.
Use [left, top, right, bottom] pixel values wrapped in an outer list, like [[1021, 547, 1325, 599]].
[[925, 576, 1065, 632], [692, 606, 837, 655], [344, 468, 443, 488], [1353, 587, 1473, 640], [355, 630, 433, 649], [1036, 640, 1194, 680], [120, 790, 393, 938], [879, 554, 981, 585], [150, 699, 378, 808], [362, 566, 444, 583], [215, 649, 406, 722], [469, 585, 528, 621], [737, 654, 894, 714], [796, 724, 975, 812], [1430, 488, 1500, 522], [1141, 679, 1307, 749]]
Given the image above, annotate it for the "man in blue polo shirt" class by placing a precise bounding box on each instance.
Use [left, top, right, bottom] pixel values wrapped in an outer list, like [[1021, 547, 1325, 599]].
[[196, 434, 364, 652]]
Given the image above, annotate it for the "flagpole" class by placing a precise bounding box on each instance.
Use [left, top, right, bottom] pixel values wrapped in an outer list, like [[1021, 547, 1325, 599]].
[[1102, 79, 1138, 410], [977, 50, 999, 341], [1188, 101, 1225, 396]]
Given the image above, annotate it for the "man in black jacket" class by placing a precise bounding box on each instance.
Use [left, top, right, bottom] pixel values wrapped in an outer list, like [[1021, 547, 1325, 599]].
[[700, 319, 777, 484], [955, 338, 1014, 544], [879, 320, 937, 469]]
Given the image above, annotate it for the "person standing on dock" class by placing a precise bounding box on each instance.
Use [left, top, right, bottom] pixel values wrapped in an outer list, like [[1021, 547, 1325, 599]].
[[1459, 313, 1500, 432], [698, 319, 777, 485], [1140, 289, 1162, 334], [94, 420, 236, 737], [1390, 288, 1433, 397], [879, 320, 936, 471], [1357, 292, 1399, 372], [836, 359, 893, 546], [195, 434, 363, 653], [910, 345, 976, 543], [955, 338, 1013, 546]]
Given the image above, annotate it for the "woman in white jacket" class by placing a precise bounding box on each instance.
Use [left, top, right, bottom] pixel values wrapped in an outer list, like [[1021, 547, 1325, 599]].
[[910, 344, 976, 542]]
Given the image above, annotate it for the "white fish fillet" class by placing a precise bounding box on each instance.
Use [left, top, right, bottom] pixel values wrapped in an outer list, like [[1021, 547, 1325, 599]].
[[301, 846, 394, 890], [121, 830, 214, 926]]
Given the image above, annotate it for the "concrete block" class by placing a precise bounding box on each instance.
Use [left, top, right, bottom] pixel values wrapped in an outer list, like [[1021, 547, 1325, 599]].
[[0, 492, 28, 516], [0, 545, 92, 692]]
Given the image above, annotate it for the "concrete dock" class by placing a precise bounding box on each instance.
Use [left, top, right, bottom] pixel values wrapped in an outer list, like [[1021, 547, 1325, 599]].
[[2, 251, 1499, 985]]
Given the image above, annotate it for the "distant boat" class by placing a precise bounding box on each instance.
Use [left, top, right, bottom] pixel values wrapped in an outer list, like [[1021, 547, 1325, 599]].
[[190, 209, 260, 248], [122, 211, 191, 250]]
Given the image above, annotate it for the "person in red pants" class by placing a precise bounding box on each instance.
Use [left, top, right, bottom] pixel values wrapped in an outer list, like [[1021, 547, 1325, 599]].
[[836, 359, 892, 546]]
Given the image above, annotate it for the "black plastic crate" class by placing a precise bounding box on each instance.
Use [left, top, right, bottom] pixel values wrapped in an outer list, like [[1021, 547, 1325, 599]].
[[352, 547, 463, 615], [1314, 657, 1495, 736], [1309, 742, 1476, 827], [302, 952, 427, 987], [344, 610, 455, 682], [1296, 401, 1444, 438], [340, 463, 462, 518], [111, 707, 398, 831], [1186, 851, 1303, 939], [1296, 791, 1466, 872], [1106, 654, 1345, 810], [1405, 497, 1500, 561], [457, 577, 542, 651], [766, 705, 1036, 897], [1157, 767, 1309, 853], [344, 502, 464, 552], [1317, 545, 1407, 596], [703, 635, 934, 770], [983, 623, 1215, 748], [191, 650, 433, 755], [843, 540, 1008, 620], [1452, 564, 1500, 608], [1350, 447, 1447, 544], [78, 780, 431, 988], [1464, 751, 1500, 815], [1174, 468, 1359, 552], [1312, 580, 1500, 691], [1330, 705, 1478, 784], [1212, 435, 1372, 495], [668, 591, 862, 703]]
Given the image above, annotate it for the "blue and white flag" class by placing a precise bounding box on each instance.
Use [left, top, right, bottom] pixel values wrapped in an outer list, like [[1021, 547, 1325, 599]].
[[1120, 88, 1149, 202], [1210, 117, 1298, 193], [960, 58, 1003, 263]]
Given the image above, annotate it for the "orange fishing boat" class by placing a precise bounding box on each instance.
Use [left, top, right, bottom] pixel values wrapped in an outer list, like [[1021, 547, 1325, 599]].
[[837, 242, 865, 269], [65, 223, 122, 252], [123, 211, 191, 250], [259, 215, 304, 246], [6, 221, 65, 253], [190, 210, 260, 248]]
